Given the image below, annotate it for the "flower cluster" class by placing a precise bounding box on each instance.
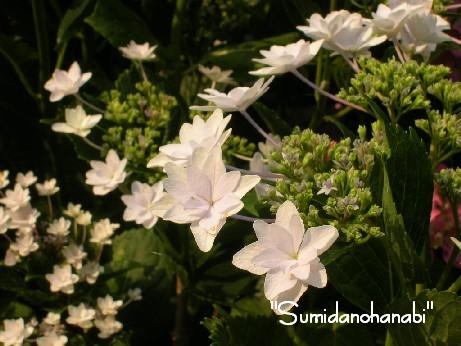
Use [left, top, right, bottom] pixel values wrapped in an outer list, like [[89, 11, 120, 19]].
[[0, 169, 141, 344], [264, 123, 386, 243]]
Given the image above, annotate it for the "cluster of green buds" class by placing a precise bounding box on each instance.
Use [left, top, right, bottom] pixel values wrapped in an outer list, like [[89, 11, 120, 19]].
[[266, 122, 387, 243], [338, 58, 450, 123], [435, 168, 461, 204], [101, 81, 178, 173], [221, 135, 256, 165], [416, 111, 461, 167]]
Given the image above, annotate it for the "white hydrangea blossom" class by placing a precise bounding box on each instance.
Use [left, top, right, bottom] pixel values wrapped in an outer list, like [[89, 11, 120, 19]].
[[52, 106, 102, 138], [78, 262, 103, 285], [97, 295, 123, 316], [36, 332, 68, 346], [94, 317, 123, 339], [121, 181, 174, 228], [44, 62, 92, 102], [0, 318, 34, 346], [62, 244, 87, 270], [0, 184, 30, 211], [163, 147, 260, 252], [0, 170, 9, 189], [147, 109, 231, 169], [47, 217, 71, 237], [45, 264, 79, 294], [0, 207, 10, 234], [85, 150, 127, 196], [119, 41, 157, 61], [66, 304, 96, 330], [198, 65, 234, 84], [90, 219, 120, 245], [250, 39, 324, 76], [36, 179, 60, 196], [233, 201, 339, 313], [15, 171, 37, 188]]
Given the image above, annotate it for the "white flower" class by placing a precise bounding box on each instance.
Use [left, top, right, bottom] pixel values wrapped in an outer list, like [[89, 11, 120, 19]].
[[63, 203, 82, 218], [0, 184, 30, 211], [0, 318, 34, 346], [297, 10, 386, 58], [47, 218, 71, 237], [85, 150, 127, 195], [45, 265, 79, 294], [36, 179, 60, 196], [198, 65, 234, 84], [119, 41, 157, 61], [0, 207, 10, 234], [371, 3, 425, 38], [43, 313, 61, 326], [36, 332, 68, 346], [15, 171, 37, 188], [52, 106, 102, 138], [163, 148, 260, 252], [9, 232, 39, 257], [127, 288, 142, 301], [94, 317, 123, 339], [190, 77, 274, 112], [7, 204, 40, 230], [62, 244, 87, 270], [232, 201, 338, 312], [78, 262, 103, 284], [147, 109, 231, 168], [121, 181, 174, 228], [44, 62, 92, 102], [398, 12, 451, 60], [250, 39, 324, 76], [0, 170, 9, 189], [90, 219, 119, 245], [75, 211, 92, 226], [97, 295, 123, 316], [389, 0, 432, 10], [66, 304, 95, 330], [4, 249, 19, 267]]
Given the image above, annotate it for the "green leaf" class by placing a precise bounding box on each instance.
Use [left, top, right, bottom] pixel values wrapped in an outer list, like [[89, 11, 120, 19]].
[[57, 0, 94, 46], [384, 124, 433, 252], [85, 0, 156, 48], [326, 239, 392, 312], [388, 289, 461, 346]]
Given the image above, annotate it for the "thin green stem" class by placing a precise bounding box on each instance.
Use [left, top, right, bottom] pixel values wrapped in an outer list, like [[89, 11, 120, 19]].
[[74, 94, 105, 113], [230, 214, 275, 223], [47, 196, 53, 220], [447, 275, 461, 292], [138, 62, 149, 82], [239, 109, 279, 147], [82, 137, 103, 151], [291, 70, 366, 113]]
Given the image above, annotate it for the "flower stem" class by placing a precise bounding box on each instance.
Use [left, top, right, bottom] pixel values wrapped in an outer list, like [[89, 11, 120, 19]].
[[82, 137, 103, 151], [291, 70, 366, 113], [230, 214, 275, 223], [138, 62, 149, 82], [74, 94, 105, 113], [47, 196, 53, 220], [448, 275, 461, 293], [392, 40, 406, 63], [446, 3, 461, 10], [225, 164, 284, 180], [172, 275, 189, 346], [238, 109, 280, 147]]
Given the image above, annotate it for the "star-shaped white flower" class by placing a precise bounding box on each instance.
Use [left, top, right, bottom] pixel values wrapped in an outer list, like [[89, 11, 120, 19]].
[[90, 219, 119, 245], [297, 10, 386, 58], [85, 150, 127, 195], [232, 201, 338, 312], [7, 204, 40, 230], [36, 332, 68, 346], [198, 65, 234, 84], [66, 304, 96, 330], [0, 184, 30, 211], [45, 264, 79, 294], [36, 178, 60, 196], [63, 203, 82, 218], [0, 319, 34, 346], [15, 171, 37, 188], [190, 77, 274, 112], [47, 217, 71, 237], [9, 232, 39, 258], [78, 262, 103, 285], [44, 62, 92, 102], [163, 147, 260, 252], [119, 41, 157, 61], [52, 105, 102, 138], [398, 12, 451, 60], [62, 243, 87, 270], [147, 109, 231, 168], [94, 317, 123, 339], [121, 181, 174, 228], [97, 295, 123, 316], [250, 39, 324, 76]]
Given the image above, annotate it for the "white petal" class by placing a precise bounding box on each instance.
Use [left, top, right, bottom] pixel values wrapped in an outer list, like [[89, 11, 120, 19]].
[[232, 242, 268, 275], [264, 269, 297, 301]]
